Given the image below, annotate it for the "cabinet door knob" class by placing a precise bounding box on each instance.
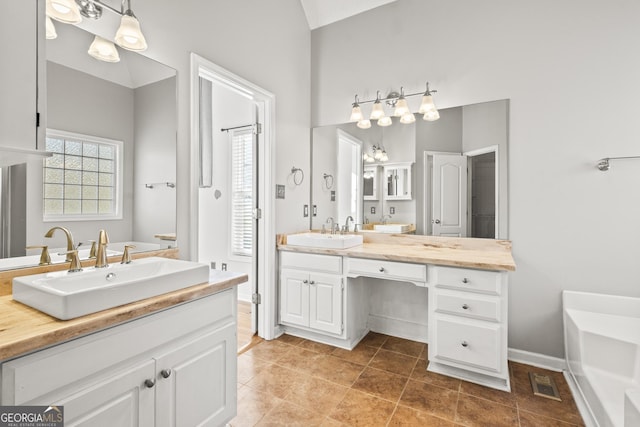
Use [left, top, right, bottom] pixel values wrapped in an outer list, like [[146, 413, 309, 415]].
[[161, 369, 172, 378], [309, 280, 315, 285], [144, 379, 156, 388], [462, 278, 469, 284], [303, 279, 309, 284], [461, 341, 469, 348], [462, 304, 469, 310], [379, 267, 385, 272]]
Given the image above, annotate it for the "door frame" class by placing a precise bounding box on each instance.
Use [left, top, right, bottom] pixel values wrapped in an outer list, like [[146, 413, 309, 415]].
[[190, 53, 276, 340], [463, 145, 499, 239]]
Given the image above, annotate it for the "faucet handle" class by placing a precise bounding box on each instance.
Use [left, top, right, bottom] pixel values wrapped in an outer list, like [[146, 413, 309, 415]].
[[26, 245, 51, 266], [121, 245, 136, 264], [86, 240, 97, 258], [58, 250, 83, 273]]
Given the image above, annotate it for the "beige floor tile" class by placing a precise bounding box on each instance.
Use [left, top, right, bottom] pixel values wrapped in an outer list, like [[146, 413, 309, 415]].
[[359, 331, 389, 348], [455, 394, 519, 427], [276, 346, 327, 375], [274, 333, 304, 346], [351, 367, 409, 402], [389, 406, 455, 426], [459, 380, 516, 407], [410, 360, 461, 391], [285, 376, 349, 416], [246, 364, 305, 399], [369, 348, 417, 377], [329, 389, 396, 427], [331, 343, 379, 366], [298, 339, 336, 354], [237, 353, 273, 385], [518, 409, 584, 427], [230, 387, 282, 427], [257, 401, 325, 426], [399, 379, 458, 421], [312, 355, 365, 387], [381, 336, 425, 357], [244, 339, 294, 362]]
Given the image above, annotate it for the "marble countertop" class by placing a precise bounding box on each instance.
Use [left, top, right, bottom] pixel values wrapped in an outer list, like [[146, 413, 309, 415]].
[[279, 233, 516, 272], [0, 270, 247, 361]]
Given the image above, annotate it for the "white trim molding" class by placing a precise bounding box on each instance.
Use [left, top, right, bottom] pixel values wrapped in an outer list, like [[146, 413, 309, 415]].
[[507, 348, 566, 372]]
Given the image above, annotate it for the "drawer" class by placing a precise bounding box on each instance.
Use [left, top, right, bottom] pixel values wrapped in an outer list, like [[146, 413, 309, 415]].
[[432, 316, 501, 372], [434, 289, 501, 322], [280, 251, 342, 274], [346, 257, 426, 284], [431, 266, 502, 295]]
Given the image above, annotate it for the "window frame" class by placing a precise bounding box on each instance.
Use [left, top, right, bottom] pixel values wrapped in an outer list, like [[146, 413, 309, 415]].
[[228, 128, 253, 261], [43, 129, 124, 222]]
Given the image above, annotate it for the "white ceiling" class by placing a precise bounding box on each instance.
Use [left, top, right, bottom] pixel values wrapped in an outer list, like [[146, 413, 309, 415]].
[[300, 0, 398, 30]]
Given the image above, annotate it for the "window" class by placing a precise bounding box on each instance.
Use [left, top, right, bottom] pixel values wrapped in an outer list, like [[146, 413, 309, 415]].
[[230, 129, 253, 257], [43, 130, 122, 221]]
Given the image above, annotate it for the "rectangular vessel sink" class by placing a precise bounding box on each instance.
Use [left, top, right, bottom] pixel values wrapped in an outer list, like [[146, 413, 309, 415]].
[[373, 223, 412, 233], [287, 232, 363, 249], [12, 257, 209, 320]]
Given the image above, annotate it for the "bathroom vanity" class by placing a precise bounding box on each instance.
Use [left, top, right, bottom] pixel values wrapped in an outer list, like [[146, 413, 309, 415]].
[[0, 265, 246, 426], [278, 233, 515, 391]]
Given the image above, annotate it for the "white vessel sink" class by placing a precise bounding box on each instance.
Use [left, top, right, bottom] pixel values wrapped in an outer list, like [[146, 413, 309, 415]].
[[12, 257, 209, 320], [287, 232, 363, 249], [373, 223, 412, 233]]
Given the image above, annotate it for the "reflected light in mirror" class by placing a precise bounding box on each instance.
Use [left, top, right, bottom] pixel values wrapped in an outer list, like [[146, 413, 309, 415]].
[[378, 116, 392, 127], [88, 35, 120, 63], [115, 13, 147, 51], [400, 112, 415, 124], [370, 99, 385, 120], [46, 16, 58, 39], [47, 0, 82, 24]]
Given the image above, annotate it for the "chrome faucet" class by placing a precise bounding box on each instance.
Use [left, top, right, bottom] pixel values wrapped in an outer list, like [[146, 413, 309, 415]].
[[44, 226, 75, 262], [326, 217, 336, 235], [381, 214, 392, 225], [95, 229, 110, 268], [343, 216, 354, 233]]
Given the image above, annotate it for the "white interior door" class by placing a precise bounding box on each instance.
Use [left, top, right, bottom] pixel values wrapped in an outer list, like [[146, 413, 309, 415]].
[[432, 154, 468, 237]]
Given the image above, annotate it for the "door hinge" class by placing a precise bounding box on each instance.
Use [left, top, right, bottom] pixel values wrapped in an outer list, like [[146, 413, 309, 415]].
[[252, 208, 262, 219], [252, 293, 262, 304], [253, 123, 262, 135]]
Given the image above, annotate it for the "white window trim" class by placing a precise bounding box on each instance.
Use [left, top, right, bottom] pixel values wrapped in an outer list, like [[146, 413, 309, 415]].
[[228, 128, 253, 262], [43, 128, 124, 222]]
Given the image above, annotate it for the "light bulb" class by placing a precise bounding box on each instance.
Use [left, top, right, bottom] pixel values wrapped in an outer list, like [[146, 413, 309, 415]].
[[370, 100, 385, 120], [418, 94, 436, 114], [357, 119, 371, 129], [381, 152, 389, 162], [374, 147, 383, 160], [378, 116, 392, 127], [423, 110, 440, 121], [88, 36, 120, 63], [393, 97, 410, 117], [115, 14, 147, 51], [47, 0, 82, 24], [400, 112, 416, 124], [350, 104, 363, 122]]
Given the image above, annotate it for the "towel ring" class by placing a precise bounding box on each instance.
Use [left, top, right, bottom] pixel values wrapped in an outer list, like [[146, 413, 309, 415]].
[[291, 167, 304, 185], [323, 173, 334, 189]]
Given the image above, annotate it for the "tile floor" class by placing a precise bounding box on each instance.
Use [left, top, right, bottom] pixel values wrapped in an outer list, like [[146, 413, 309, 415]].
[[231, 332, 585, 427]]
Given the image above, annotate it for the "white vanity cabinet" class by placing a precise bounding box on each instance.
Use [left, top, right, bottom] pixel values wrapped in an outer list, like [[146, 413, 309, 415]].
[[427, 265, 510, 391], [1, 289, 237, 426], [279, 252, 343, 336]]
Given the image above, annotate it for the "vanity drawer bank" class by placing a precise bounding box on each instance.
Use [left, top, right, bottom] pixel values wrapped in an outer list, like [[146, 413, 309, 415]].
[[278, 233, 516, 391], [0, 268, 247, 427]]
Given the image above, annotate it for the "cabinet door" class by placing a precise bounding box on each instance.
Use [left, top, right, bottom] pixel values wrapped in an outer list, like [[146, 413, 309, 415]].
[[154, 323, 237, 427], [280, 269, 310, 327], [0, 0, 39, 149], [52, 359, 155, 427], [309, 272, 343, 335]]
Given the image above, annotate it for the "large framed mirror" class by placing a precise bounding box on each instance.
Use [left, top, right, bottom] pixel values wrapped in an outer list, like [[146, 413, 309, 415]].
[[311, 99, 509, 239], [0, 13, 177, 270]]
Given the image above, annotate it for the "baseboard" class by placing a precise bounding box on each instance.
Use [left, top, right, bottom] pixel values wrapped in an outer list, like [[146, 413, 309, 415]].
[[508, 348, 566, 372], [562, 370, 598, 427], [368, 314, 428, 344]]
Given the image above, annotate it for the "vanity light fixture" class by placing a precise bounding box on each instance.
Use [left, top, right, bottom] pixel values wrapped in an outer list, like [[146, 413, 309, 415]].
[[350, 83, 440, 128], [114, 0, 147, 52], [363, 145, 388, 163], [88, 35, 120, 62], [46, 0, 82, 24], [45, 16, 58, 39]]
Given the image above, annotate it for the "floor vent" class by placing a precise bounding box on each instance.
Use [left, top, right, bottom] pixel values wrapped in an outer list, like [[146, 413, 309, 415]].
[[529, 372, 562, 401]]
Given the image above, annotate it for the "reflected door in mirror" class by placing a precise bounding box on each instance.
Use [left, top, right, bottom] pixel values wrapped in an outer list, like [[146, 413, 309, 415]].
[[363, 166, 379, 200]]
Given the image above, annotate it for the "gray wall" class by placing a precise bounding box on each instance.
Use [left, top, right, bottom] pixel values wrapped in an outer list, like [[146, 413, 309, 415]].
[[311, 0, 640, 358], [133, 77, 177, 243]]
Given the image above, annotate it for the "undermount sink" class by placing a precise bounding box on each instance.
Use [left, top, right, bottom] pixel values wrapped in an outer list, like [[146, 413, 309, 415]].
[[12, 257, 209, 320], [287, 232, 363, 249], [373, 223, 412, 233]]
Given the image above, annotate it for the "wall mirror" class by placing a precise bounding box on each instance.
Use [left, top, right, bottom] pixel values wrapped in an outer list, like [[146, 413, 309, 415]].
[[310, 99, 509, 239], [0, 14, 177, 270]]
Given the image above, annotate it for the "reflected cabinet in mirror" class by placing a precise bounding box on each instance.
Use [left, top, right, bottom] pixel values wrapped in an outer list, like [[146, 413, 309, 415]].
[[310, 99, 508, 239], [0, 13, 178, 269]]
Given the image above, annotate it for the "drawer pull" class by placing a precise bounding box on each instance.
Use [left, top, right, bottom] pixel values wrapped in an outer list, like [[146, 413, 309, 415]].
[[461, 341, 469, 348], [462, 278, 469, 284], [144, 379, 156, 388], [303, 279, 309, 284], [309, 280, 315, 285], [462, 304, 469, 310], [161, 369, 172, 379], [379, 267, 385, 273]]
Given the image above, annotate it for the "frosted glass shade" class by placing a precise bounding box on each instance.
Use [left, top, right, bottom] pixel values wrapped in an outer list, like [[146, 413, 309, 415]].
[[380, 152, 389, 162], [357, 119, 371, 129], [46, 0, 81, 24], [393, 97, 410, 117], [115, 14, 148, 51], [45, 16, 57, 39], [400, 112, 416, 124], [370, 101, 385, 120], [423, 109, 440, 121], [88, 36, 120, 63], [378, 116, 392, 127], [350, 104, 363, 122], [418, 94, 436, 114]]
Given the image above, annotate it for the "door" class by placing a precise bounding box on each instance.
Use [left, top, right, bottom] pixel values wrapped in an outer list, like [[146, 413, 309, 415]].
[[309, 273, 343, 335], [53, 360, 155, 427], [155, 324, 237, 427], [279, 269, 310, 327], [432, 154, 468, 237]]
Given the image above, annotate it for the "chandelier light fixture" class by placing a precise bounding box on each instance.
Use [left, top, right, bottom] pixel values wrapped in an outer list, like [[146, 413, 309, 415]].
[[363, 144, 388, 163], [349, 83, 440, 128], [46, 0, 148, 63]]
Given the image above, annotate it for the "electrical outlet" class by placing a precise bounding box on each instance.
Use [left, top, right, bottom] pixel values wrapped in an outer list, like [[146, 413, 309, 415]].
[[331, 191, 336, 201], [371, 207, 376, 214], [313, 205, 317, 217], [221, 263, 227, 271], [303, 205, 309, 217], [210, 262, 216, 270], [390, 207, 395, 214]]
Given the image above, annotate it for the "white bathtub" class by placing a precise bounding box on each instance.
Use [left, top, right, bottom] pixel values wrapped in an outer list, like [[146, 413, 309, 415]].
[[563, 291, 640, 427]]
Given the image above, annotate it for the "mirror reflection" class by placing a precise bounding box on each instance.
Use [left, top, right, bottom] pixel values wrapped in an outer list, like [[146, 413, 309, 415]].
[[311, 99, 509, 239], [0, 20, 177, 270]]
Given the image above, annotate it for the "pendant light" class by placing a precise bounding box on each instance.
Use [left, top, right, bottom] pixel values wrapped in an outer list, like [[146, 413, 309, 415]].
[[423, 109, 440, 121], [45, 16, 58, 39], [393, 87, 410, 117], [400, 112, 416, 124], [370, 91, 386, 121], [88, 35, 120, 63], [349, 95, 363, 122], [378, 116, 392, 127], [46, 0, 82, 24], [115, 0, 147, 51], [357, 119, 372, 129], [419, 82, 439, 116]]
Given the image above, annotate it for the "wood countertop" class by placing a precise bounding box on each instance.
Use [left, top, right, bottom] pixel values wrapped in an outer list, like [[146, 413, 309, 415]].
[[278, 233, 516, 272], [0, 270, 247, 361]]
